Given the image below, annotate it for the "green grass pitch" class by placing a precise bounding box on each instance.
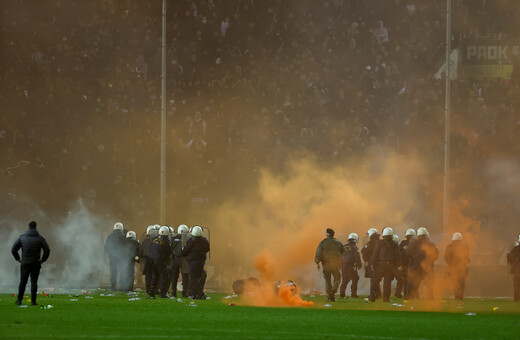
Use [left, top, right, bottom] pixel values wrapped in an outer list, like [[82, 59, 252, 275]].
[[0, 291, 518, 339]]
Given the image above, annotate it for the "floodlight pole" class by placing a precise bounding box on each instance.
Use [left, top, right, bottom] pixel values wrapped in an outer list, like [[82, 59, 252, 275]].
[[443, 0, 452, 232], [160, 0, 167, 223]]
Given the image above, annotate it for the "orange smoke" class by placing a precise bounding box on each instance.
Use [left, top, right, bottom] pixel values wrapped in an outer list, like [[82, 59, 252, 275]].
[[235, 251, 314, 307]]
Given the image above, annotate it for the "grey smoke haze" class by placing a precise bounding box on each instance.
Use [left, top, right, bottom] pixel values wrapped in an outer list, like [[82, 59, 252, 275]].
[[0, 199, 111, 292]]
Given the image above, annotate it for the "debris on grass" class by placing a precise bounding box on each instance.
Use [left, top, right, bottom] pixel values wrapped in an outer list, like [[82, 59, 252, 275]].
[[465, 313, 476, 316], [70, 299, 78, 302]]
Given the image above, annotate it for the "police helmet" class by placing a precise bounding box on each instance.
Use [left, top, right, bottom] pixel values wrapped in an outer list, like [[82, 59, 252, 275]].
[[126, 231, 137, 239], [367, 228, 379, 238], [392, 235, 399, 244], [168, 226, 175, 236], [192, 225, 203, 237], [452, 232, 462, 241], [177, 224, 189, 234], [417, 227, 429, 237], [113, 222, 124, 231], [154, 224, 160, 230], [146, 225, 154, 235], [348, 233, 359, 243], [158, 226, 170, 236], [382, 227, 394, 236], [517, 234, 520, 244], [405, 228, 416, 237]]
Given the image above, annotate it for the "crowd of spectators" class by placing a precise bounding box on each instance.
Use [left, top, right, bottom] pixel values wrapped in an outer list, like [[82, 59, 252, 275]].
[[1, 0, 519, 230]]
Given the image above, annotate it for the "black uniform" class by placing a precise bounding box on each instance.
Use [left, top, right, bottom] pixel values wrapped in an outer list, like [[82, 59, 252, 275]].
[[170, 234, 190, 297], [11, 227, 50, 305], [104, 229, 126, 291], [362, 235, 381, 301], [140, 236, 157, 296], [339, 240, 362, 298], [315, 236, 344, 301], [507, 244, 520, 302], [444, 240, 470, 300], [182, 235, 210, 299], [370, 236, 401, 302], [122, 238, 140, 292], [406, 236, 438, 300], [395, 237, 413, 298], [149, 235, 171, 298]]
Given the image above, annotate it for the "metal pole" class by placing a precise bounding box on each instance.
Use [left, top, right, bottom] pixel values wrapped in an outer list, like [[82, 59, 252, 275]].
[[160, 0, 167, 223], [443, 0, 452, 232]]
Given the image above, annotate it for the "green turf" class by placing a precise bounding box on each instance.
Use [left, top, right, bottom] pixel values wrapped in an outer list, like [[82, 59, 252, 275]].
[[0, 291, 518, 339]]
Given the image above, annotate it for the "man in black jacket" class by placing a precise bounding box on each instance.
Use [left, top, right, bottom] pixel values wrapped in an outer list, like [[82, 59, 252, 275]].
[[182, 225, 210, 299], [11, 221, 50, 306]]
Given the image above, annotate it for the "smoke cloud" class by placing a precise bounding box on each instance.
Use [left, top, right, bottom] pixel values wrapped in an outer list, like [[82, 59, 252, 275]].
[[210, 150, 434, 293]]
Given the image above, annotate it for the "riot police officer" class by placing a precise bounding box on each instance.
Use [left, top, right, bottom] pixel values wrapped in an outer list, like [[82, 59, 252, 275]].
[[171, 224, 190, 297], [362, 228, 381, 302], [149, 226, 171, 298], [406, 227, 438, 300], [104, 222, 126, 291], [395, 228, 415, 298], [123, 231, 140, 292], [506, 234, 520, 302], [444, 232, 470, 300], [315, 228, 344, 302], [339, 233, 362, 298], [182, 225, 210, 299], [370, 227, 400, 302], [140, 225, 158, 297]]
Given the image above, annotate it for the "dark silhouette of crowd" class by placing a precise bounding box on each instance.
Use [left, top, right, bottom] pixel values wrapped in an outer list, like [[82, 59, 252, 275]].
[[1, 0, 519, 230]]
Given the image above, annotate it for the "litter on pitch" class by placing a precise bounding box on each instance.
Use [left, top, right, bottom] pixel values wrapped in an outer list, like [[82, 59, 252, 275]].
[[70, 299, 78, 302], [324, 304, 332, 307], [465, 313, 477, 316], [85, 296, 93, 299], [128, 298, 141, 301], [19, 305, 28, 308], [392, 303, 404, 307]]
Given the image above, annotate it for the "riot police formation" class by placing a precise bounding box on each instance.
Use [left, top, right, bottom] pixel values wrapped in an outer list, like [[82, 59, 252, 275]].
[[506, 234, 520, 302], [370, 228, 401, 302], [171, 224, 190, 297], [444, 232, 470, 300], [315, 228, 344, 302], [122, 231, 140, 292], [104, 222, 127, 291], [405, 227, 439, 300], [339, 233, 361, 298], [395, 228, 416, 298], [181, 226, 210, 299], [362, 228, 381, 302]]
